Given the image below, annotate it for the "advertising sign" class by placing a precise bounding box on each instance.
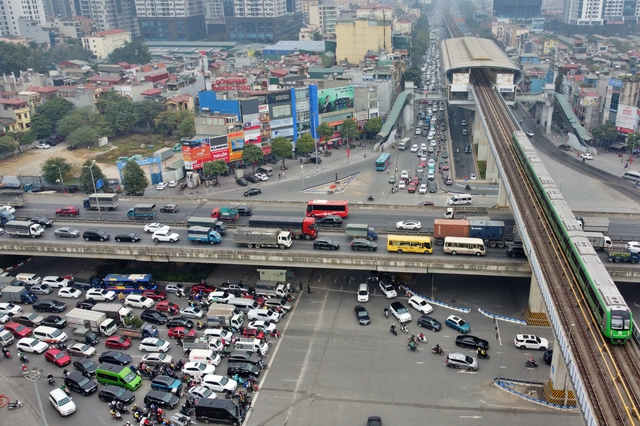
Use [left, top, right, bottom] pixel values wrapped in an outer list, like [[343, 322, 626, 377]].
[[267, 92, 291, 104], [211, 77, 251, 92], [318, 86, 354, 115], [270, 117, 294, 128], [272, 128, 294, 138], [609, 78, 623, 88], [496, 73, 514, 92], [258, 104, 269, 113], [616, 104, 638, 134], [210, 143, 229, 162]]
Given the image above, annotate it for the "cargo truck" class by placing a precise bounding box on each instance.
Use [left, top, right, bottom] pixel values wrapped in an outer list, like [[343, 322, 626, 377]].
[[0, 191, 27, 207], [207, 305, 244, 328], [345, 224, 378, 241], [119, 323, 158, 340], [607, 245, 640, 263], [211, 207, 239, 221], [0, 326, 15, 347], [248, 216, 317, 240], [73, 327, 100, 345], [71, 269, 101, 290], [433, 219, 506, 246], [187, 226, 222, 244], [576, 216, 610, 233], [234, 337, 269, 354], [0, 209, 15, 225], [583, 232, 612, 251], [253, 280, 291, 299], [1, 286, 37, 304], [91, 303, 134, 325], [186, 217, 226, 235], [65, 308, 117, 336], [234, 227, 292, 249], [0, 276, 24, 290], [83, 193, 119, 211], [127, 204, 158, 219], [5, 220, 45, 238], [183, 335, 222, 351]]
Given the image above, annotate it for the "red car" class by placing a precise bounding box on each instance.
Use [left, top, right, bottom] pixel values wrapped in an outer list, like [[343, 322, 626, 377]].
[[191, 284, 216, 293], [142, 290, 167, 301], [4, 322, 32, 338], [45, 348, 72, 367], [242, 294, 265, 306], [105, 335, 132, 350], [168, 327, 197, 339], [241, 328, 265, 340], [407, 183, 417, 193], [55, 206, 80, 216], [156, 301, 180, 313]]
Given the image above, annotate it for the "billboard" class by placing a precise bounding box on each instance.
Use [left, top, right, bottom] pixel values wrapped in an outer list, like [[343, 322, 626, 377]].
[[616, 104, 638, 134], [210, 142, 229, 162], [496, 73, 514, 92], [243, 112, 261, 144], [182, 138, 212, 170], [228, 130, 245, 161], [318, 86, 354, 115]]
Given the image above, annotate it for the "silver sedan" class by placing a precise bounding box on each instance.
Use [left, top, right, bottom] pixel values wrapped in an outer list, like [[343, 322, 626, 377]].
[[396, 220, 422, 230]]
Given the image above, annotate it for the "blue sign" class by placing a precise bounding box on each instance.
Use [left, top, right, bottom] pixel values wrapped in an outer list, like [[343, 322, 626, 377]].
[[609, 78, 623, 88], [95, 178, 103, 190]]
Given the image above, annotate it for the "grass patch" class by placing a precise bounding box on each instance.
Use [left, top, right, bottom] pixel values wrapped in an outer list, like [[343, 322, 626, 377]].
[[477, 160, 487, 179], [94, 134, 175, 165]]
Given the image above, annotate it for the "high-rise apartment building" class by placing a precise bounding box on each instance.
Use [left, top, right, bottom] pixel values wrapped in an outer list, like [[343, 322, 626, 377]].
[[74, 0, 139, 36], [135, 0, 206, 40], [226, 0, 303, 43], [0, 0, 46, 36], [493, 0, 541, 20], [562, 0, 604, 25], [309, 3, 336, 35], [42, 0, 74, 18]]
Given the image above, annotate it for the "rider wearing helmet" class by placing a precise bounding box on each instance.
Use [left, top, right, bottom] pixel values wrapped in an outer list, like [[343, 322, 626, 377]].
[[434, 343, 441, 352], [390, 324, 396, 333]]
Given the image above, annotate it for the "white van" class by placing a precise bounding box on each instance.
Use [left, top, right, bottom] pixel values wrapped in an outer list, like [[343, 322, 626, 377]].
[[256, 166, 273, 177], [33, 326, 68, 343], [234, 338, 269, 355], [415, 127, 421, 136], [622, 171, 640, 181], [16, 273, 42, 286], [189, 349, 221, 366], [227, 298, 259, 313], [399, 138, 410, 151], [202, 328, 234, 342], [448, 194, 472, 206]]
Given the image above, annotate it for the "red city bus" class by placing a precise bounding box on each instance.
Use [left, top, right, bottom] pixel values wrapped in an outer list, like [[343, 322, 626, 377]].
[[306, 200, 349, 218]]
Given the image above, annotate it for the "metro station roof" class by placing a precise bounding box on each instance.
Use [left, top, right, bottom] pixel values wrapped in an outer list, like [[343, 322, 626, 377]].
[[442, 37, 523, 84]]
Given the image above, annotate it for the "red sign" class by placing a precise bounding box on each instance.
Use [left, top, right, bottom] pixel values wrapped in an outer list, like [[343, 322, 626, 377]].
[[617, 126, 633, 134], [262, 145, 272, 155], [211, 78, 250, 92], [328, 119, 345, 127]]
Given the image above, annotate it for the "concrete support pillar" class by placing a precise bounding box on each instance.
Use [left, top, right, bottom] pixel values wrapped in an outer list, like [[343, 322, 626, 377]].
[[496, 172, 509, 207], [544, 346, 576, 406], [525, 273, 550, 326]]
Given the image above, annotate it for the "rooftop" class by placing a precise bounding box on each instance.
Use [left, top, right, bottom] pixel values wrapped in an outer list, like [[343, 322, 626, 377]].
[[91, 29, 129, 37]]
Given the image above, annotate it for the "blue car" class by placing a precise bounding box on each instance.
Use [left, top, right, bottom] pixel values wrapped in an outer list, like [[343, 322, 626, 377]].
[[150, 375, 182, 394], [445, 315, 470, 334]]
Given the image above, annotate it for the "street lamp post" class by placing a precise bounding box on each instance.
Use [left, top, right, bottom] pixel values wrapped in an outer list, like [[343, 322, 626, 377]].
[[84, 160, 102, 219], [494, 317, 503, 381], [54, 165, 65, 194], [563, 323, 576, 406]]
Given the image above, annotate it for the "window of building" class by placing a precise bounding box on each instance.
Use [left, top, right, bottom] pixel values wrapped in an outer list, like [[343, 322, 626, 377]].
[[272, 104, 291, 118]]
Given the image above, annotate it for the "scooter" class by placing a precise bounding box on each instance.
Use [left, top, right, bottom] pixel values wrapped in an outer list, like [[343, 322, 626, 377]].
[[389, 325, 397, 336], [477, 349, 490, 359], [18, 351, 28, 362], [3, 349, 11, 359], [47, 375, 55, 386], [418, 333, 427, 344], [407, 342, 418, 351], [431, 346, 444, 356], [399, 323, 409, 334], [525, 357, 538, 368], [7, 400, 23, 410], [367, 195, 374, 201], [383, 308, 389, 319]]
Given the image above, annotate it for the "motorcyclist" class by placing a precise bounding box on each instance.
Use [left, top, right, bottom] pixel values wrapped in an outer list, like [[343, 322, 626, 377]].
[[21, 364, 27, 372], [477, 347, 486, 357], [47, 373, 54, 384], [418, 332, 426, 341], [390, 324, 397, 334], [409, 334, 417, 343], [18, 350, 26, 361], [408, 341, 417, 350], [434, 343, 441, 353]]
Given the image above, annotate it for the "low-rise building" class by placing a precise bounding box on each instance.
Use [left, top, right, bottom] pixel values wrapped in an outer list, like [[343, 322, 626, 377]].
[[82, 29, 132, 59]]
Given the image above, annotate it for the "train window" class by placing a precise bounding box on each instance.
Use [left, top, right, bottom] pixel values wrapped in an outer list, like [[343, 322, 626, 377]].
[[611, 315, 623, 330]]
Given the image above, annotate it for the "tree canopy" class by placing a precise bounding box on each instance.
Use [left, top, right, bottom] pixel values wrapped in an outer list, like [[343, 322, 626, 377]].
[[108, 40, 152, 65], [122, 161, 149, 194], [79, 160, 106, 193], [364, 117, 384, 136], [57, 108, 110, 138], [203, 160, 229, 184], [0, 135, 18, 154], [317, 122, 334, 144], [97, 92, 139, 136], [295, 133, 315, 155], [241, 144, 264, 173], [339, 119, 359, 143], [41, 158, 73, 185], [154, 110, 193, 137], [29, 115, 54, 140], [591, 120, 618, 144], [272, 137, 293, 168], [67, 126, 100, 148]]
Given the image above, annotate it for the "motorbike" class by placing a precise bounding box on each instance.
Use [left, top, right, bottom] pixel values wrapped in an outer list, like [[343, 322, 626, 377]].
[[54, 342, 67, 350], [407, 342, 418, 351], [62, 369, 69, 378], [7, 400, 23, 410], [399, 323, 409, 334], [383, 308, 389, 319], [61, 385, 70, 395], [418, 333, 427, 344], [477, 349, 490, 359], [47, 375, 55, 386], [257, 360, 268, 370], [18, 351, 28, 362], [110, 409, 122, 420], [408, 335, 418, 345], [390, 325, 397, 336], [431, 346, 444, 356], [3, 349, 11, 359], [525, 357, 538, 368], [465, 184, 471, 190], [367, 195, 374, 201]]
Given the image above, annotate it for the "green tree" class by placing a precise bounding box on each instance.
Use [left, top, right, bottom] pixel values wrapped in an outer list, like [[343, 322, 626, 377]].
[[79, 160, 106, 194], [317, 122, 335, 147], [176, 111, 195, 139], [295, 133, 315, 156], [122, 161, 149, 194], [0, 135, 17, 154], [57, 108, 109, 138], [394, 7, 404, 16], [108, 40, 152, 65], [364, 117, 384, 136], [41, 157, 72, 185], [203, 160, 229, 185], [626, 132, 640, 153], [154, 110, 182, 137], [97, 92, 138, 136], [272, 136, 293, 169], [241, 144, 264, 173], [134, 101, 165, 132], [402, 67, 421, 90], [0, 42, 32, 75], [591, 120, 618, 145], [67, 126, 100, 148], [15, 130, 35, 145], [339, 119, 359, 145], [312, 31, 322, 41], [37, 98, 74, 127], [42, 43, 92, 68], [29, 114, 53, 139]]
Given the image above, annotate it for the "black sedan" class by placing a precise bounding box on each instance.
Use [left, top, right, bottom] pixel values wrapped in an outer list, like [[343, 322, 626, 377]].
[[98, 351, 132, 366], [313, 237, 339, 250], [64, 372, 98, 396], [141, 310, 168, 325], [42, 315, 67, 328], [455, 335, 489, 350], [115, 232, 142, 243], [354, 305, 371, 325], [543, 350, 553, 365], [98, 385, 135, 404], [245, 175, 259, 183], [166, 317, 194, 329], [417, 315, 441, 331], [144, 390, 179, 409], [234, 205, 252, 216], [33, 299, 67, 313], [76, 299, 98, 310], [351, 239, 377, 251], [244, 188, 261, 197], [159, 204, 179, 213], [30, 216, 53, 227], [236, 178, 248, 186], [73, 357, 98, 377]]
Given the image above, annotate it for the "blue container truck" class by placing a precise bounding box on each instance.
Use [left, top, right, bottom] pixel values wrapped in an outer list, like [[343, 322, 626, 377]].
[[187, 226, 222, 244]]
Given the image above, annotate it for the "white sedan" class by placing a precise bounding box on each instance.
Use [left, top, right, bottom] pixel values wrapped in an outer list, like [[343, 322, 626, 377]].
[[35, 141, 51, 149], [182, 362, 216, 378], [153, 231, 180, 243], [470, 173, 477, 180], [526, 130, 535, 137], [180, 306, 205, 319], [396, 220, 422, 230], [580, 152, 593, 160], [17, 337, 49, 353], [248, 320, 276, 333], [156, 182, 168, 190], [58, 287, 82, 299], [124, 295, 154, 309], [141, 353, 174, 366], [42, 276, 72, 288], [254, 173, 269, 181], [66, 343, 96, 358], [378, 281, 397, 298], [400, 170, 409, 180], [144, 223, 170, 233], [168, 181, 177, 188], [138, 337, 171, 353], [408, 295, 434, 315], [188, 385, 217, 401], [514, 334, 549, 351], [0, 302, 22, 316], [419, 184, 427, 194], [201, 374, 238, 393], [86, 289, 116, 301], [410, 144, 419, 153]]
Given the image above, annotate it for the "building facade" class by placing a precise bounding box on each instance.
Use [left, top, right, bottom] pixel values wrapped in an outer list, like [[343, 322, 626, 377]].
[[75, 0, 139, 36], [335, 19, 392, 64], [82, 29, 131, 58], [0, 0, 46, 36], [308, 4, 336, 36]]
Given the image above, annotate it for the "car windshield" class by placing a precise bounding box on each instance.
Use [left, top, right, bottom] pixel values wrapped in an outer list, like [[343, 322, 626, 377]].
[[196, 364, 206, 371], [384, 285, 393, 291], [57, 396, 71, 406], [114, 387, 125, 397], [123, 371, 137, 383], [397, 307, 408, 314], [162, 393, 173, 402], [219, 377, 229, 385], [156, 339, 166, 346], [78, 376, 89, 386], [54, 352, 65, 359], [458, 319, 467, 326], [357, 310, 368, 317]]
